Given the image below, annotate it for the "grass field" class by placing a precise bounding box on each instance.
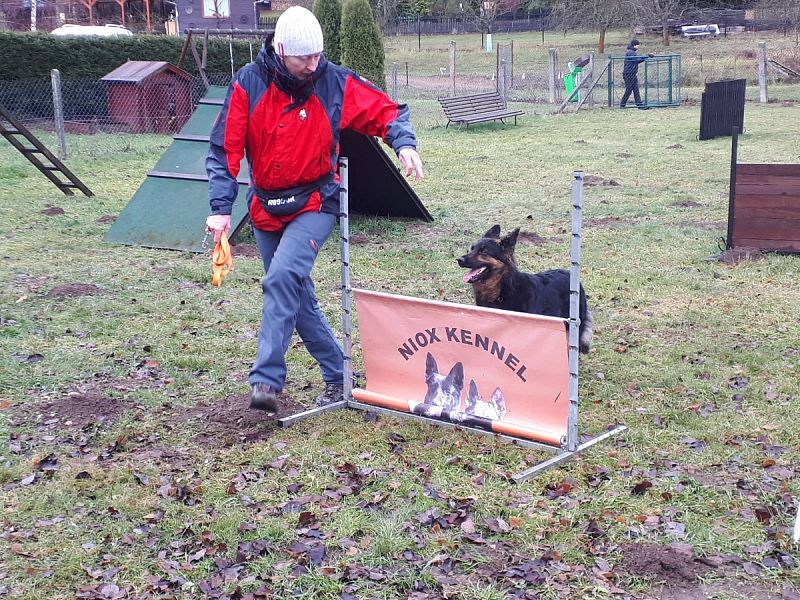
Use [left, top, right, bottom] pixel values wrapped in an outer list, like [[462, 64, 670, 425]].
[[1, 40, 800, 599]]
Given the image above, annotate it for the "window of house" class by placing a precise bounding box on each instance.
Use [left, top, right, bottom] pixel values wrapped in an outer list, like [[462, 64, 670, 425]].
[[203, 0, 230, 18]]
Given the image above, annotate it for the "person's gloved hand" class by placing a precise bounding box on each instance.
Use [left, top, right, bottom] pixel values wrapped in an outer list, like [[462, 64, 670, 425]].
[[648, 53, 655, 58], [398, 147, 424, 181], [206, 214, 231, 243]]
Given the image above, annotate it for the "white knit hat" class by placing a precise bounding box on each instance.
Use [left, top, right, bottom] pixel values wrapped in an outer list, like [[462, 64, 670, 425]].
[[274, 6, 324, 57]]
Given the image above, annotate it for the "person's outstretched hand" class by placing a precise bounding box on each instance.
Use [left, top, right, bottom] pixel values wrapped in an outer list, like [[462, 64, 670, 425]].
[[398, 147, 424, 180], [648, 53, 655, 58], [206, 214, 231, 243]]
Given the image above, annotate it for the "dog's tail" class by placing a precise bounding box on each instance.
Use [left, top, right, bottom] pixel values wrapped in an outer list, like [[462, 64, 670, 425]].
[[579, 309, 594, 354]]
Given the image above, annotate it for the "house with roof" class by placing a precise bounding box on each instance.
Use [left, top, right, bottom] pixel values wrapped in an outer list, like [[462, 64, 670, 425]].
[[172, 0, 299, 32]]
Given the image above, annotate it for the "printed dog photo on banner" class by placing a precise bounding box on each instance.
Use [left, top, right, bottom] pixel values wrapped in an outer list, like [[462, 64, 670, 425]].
[[351, 289, 572, 446], [409, 353, 508, 433]]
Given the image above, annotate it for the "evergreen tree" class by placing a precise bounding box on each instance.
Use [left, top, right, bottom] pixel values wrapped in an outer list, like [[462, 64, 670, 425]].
[[341, 0, 387, 90], [313, 0, 342, 65]]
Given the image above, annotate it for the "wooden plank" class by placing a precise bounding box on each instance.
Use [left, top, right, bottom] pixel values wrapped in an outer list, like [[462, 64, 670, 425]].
[[734, 194, 800, 210], [737, 164, 800, 177], [734, 206, 800, 220], [732, 217, 800, 240], [731, 237, 800, 252], [453, 111, 523, 124], [734, 194, 800, 208], [736, 173, 800, 187], [736, 183, 800, 197]]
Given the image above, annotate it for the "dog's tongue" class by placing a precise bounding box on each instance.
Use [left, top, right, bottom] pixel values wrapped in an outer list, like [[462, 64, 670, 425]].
[[463, 268, 482, 283]]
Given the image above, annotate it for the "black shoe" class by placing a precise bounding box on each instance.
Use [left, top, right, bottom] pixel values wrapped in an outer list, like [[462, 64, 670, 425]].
[[637, 105, 650, 110], [315, 383, 344, 407], [250, 383, 278, 412]]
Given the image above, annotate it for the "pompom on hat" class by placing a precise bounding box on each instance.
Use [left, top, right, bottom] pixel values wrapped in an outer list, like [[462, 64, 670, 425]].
[[273, 6, 324, 57]]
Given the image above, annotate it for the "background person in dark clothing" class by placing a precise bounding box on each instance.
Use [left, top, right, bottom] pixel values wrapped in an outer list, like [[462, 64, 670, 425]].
[[620, 39, 654, 109]]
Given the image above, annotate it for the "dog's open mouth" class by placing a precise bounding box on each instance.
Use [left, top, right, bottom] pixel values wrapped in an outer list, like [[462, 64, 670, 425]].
[[463, 267, 487, 283]]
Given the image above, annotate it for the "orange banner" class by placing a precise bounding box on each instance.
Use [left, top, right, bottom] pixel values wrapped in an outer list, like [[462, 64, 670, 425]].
[[351, 289, 570, 446]]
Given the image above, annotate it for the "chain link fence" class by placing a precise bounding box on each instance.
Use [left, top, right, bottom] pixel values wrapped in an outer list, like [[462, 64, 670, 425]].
[[1, 38, 798, 136]]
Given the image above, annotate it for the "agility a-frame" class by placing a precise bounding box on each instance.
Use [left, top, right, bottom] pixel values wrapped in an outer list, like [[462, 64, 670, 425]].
[[280, 163, 626, 483]]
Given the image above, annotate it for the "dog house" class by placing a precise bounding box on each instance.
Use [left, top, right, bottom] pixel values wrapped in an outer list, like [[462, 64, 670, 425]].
[[102, 61, 193, 134]]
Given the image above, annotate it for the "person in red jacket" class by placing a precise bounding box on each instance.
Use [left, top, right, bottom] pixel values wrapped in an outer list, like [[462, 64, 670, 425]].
[[205, 6, 423, 413]]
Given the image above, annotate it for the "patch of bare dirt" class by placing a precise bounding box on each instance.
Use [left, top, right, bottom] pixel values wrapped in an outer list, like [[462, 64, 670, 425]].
[[672, 200, 702, 208], [584, 216, 627, 228], [41, 206, 65, 216], [349, 233, 372, 245], [666, 144, 685, 150], [231, 243, 261, 258], [687, 220, 724, 231], [616, 152, 634, 159], [517, 231, 562, 246], [9, 393, 129, 432], [718, 247, 766, 264], [47, 283, 103, 298], [173, 393, 308, 448], [617, 542, 711, 585], [617, 542, 799, 600], [96, 215, 117, 224], [584, 175, 620, 186], [7, 369, 170, 454]]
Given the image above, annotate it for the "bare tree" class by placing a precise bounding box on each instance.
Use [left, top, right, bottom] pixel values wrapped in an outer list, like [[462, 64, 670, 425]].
[[755, 0, 800, 39], [634, 0, 695, 46], [461, 0, 521, 35], [551, 0, 637, 53]]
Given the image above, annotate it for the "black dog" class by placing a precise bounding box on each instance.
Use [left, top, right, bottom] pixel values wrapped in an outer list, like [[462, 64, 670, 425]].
[[457, 225, 594, 353]]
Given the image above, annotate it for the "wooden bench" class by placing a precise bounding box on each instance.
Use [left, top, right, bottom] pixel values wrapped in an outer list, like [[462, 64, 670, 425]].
[[438, 91, 524, 128], [728, 129, 800, 253]]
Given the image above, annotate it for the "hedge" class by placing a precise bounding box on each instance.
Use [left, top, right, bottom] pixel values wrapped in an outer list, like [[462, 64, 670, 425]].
[[0, 31, 262, 80]]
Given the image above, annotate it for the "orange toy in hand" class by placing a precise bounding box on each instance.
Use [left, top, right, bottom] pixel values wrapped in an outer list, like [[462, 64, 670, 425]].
[[212, 232, 234, 286]]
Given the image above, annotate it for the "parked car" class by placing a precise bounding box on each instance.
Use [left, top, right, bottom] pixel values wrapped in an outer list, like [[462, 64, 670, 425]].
[[50, 24, 133, 37], [681, 24, 720, 39]]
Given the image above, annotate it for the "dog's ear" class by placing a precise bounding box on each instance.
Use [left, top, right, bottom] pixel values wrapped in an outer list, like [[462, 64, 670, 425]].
[[466, 380, 479, 409], [425, 352, 438, 382], [491, 387, 506, 413], [500, 228, 520, 254], [446, 362, 464, 389], [484, 225, 501, 239]]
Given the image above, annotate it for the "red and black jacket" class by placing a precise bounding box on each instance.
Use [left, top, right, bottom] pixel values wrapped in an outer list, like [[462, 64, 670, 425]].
[[207, 42, 418, 231]]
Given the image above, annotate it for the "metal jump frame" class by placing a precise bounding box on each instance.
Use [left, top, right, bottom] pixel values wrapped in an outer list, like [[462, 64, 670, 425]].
[[279, 160, 626, 483]]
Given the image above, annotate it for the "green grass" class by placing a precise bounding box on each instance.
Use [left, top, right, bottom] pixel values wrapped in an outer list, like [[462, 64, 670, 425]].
[[1, 39, 799, 598]]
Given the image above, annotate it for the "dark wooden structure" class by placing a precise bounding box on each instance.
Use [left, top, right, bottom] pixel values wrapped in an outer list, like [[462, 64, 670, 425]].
[[727, 128, 800, 253], [438, 91, 524, 127], [699, 79, 745, 141], [102, 61, 193, 134]]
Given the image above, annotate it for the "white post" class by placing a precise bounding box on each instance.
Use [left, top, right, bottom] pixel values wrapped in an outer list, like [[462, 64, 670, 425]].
[[30, 0, 37, 31], [51, 69, 67, 160], [758, 42, 768, 103], [566, 171, 584, 452], [548, 48, 557, 103], [486, 33, 492, 53], [449, 41, 456, 97], [339, 158, 353, 406]]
